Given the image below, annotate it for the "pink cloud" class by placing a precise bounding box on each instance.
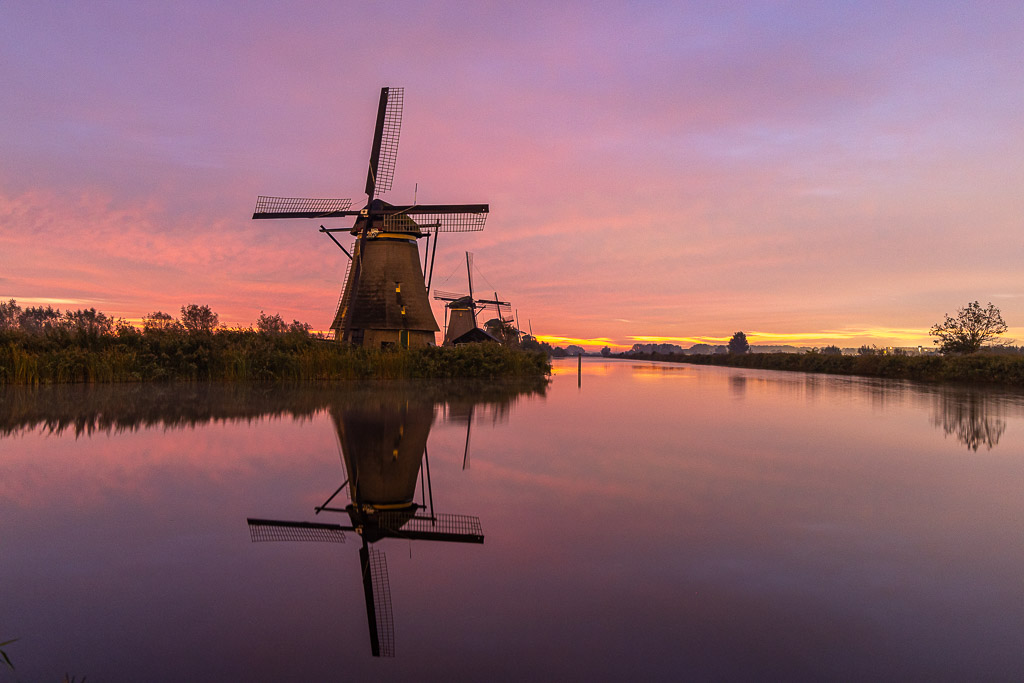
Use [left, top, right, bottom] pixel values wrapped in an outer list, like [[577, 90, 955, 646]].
[[3, 2, 1024, 346]]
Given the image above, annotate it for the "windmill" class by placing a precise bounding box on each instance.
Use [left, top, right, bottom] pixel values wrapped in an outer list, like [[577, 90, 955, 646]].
[[433, 252, 514, 345], [252, 87, 488, 348], [246, 390, 483, 657]]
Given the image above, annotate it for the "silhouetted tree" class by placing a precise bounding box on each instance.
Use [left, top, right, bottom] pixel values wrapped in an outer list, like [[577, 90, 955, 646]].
[[63, 308, 113, 339], [0, 299, 21, 331], [143, 311, 180, 333], [520, 335, 555, 356], [18, 306, 62, 335], [256, 311, 288, 334], [728, 331, 749, 354], [821, 345, 842, 355], [930, 301, 1008, 354], [600, 346, 611, 357], [181, 304, 219, 334], [857, 344, 879, 356]]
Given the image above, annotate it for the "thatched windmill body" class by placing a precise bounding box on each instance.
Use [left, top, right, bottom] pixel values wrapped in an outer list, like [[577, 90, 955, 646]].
[[253, 87, 488, 348]]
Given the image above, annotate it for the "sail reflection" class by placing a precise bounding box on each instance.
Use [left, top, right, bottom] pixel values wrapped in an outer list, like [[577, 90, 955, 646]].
[[245, 382, 537, 658]]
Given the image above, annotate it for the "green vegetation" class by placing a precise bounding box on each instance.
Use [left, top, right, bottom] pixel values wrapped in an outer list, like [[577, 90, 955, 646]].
[[0, 300, 550, 384], [626, 349, 1024, 385]]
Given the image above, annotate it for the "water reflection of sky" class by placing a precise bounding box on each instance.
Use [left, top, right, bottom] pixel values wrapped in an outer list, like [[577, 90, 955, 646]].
[[2, 364, 1023, 680]]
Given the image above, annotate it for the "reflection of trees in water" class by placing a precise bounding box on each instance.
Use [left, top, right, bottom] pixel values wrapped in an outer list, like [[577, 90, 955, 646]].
[[931, 391, 1007, 451], [0, 378, 548, 437]]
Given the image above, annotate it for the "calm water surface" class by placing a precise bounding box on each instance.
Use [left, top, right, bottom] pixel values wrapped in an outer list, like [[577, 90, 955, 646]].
[[2, 359, 1023, 680]]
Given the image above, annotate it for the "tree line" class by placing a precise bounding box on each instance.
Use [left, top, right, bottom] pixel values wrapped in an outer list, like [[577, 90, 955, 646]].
[[619, 302, 1022, 386], [0, 300, 315, 339], [721, 301, 1013, 357], [0, 300, 550, 384]]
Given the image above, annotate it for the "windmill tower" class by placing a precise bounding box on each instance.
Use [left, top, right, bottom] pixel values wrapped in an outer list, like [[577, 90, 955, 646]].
[[252, 87, 488, 348], [433, 252, 512, 345]]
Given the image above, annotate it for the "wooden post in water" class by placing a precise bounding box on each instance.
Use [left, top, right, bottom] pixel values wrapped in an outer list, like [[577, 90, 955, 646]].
[[577, 354, 582, 387]]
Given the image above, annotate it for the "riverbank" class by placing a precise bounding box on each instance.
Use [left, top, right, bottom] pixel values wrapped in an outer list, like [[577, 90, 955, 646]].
[[0, 329, 551, 384], [620, 351, 1024, 386]]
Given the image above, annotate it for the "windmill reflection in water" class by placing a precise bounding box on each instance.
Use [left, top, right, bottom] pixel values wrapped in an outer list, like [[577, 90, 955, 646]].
[[246, 392, 484, 658]]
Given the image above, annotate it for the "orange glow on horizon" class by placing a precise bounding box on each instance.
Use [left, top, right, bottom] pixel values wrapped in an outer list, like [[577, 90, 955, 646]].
[[6, 292, 1023, 351], [627, 328, 952, 348], [538, 325, 1024, 351], [535, 335, 624, 349]]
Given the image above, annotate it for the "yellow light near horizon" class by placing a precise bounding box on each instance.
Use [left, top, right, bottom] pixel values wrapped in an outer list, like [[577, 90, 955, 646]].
[[535, 335, 622, 349], [627, 328, 942, 347]]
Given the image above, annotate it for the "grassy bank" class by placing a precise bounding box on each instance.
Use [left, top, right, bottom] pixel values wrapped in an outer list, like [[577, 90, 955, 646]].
[[623, 351, 1024, 386], [0, 328, 551, 384]]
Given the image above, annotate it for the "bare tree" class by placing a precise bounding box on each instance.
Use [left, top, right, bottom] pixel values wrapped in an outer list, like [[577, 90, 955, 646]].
[[930, 301, 1008, 354]]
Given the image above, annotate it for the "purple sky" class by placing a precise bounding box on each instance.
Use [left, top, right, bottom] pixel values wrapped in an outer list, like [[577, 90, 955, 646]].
[[2, 1, 1023, 348]]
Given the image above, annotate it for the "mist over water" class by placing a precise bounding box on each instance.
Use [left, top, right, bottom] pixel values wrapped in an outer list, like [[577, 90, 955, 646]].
[[2, 361, 1023, 680]]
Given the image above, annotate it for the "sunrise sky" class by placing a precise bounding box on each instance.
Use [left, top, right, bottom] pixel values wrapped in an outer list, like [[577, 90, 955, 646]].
[[3, 1, 1023, 350]]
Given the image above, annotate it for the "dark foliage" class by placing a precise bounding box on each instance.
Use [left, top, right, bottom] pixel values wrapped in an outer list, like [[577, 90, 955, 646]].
[[180, 304, 219, 334], [930, 301, 1009, 354], [0, 300, 550, 384], [728, 332, 749, 354]]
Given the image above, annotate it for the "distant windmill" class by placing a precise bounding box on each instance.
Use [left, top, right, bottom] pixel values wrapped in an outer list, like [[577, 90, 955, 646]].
[[252, 87, 488, 347], [433, 252, 514, 345], [247, 392, 483, 657]]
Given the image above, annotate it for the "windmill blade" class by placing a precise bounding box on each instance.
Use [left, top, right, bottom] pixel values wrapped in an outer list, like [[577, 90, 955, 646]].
[[373, 512, 484, 544], [247, 518, 349, 543], [463, 412, 472, 470], [365, 87, 403, 200], [433, 289, 469, 302], [360, 544, 395, 657], [385, 208, 491, 235], [475, 297, 511, 307], [397, 204, 489, 214], [252, 196, 357, 219]]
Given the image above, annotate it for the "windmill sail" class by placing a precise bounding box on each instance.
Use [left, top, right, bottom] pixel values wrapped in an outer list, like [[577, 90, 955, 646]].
[[360, 544, 395, 657], [365, 87, 403, 199], [247, 518, 348, 543], [371, 511, 484, 543], [382, 207, 488, 234]]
